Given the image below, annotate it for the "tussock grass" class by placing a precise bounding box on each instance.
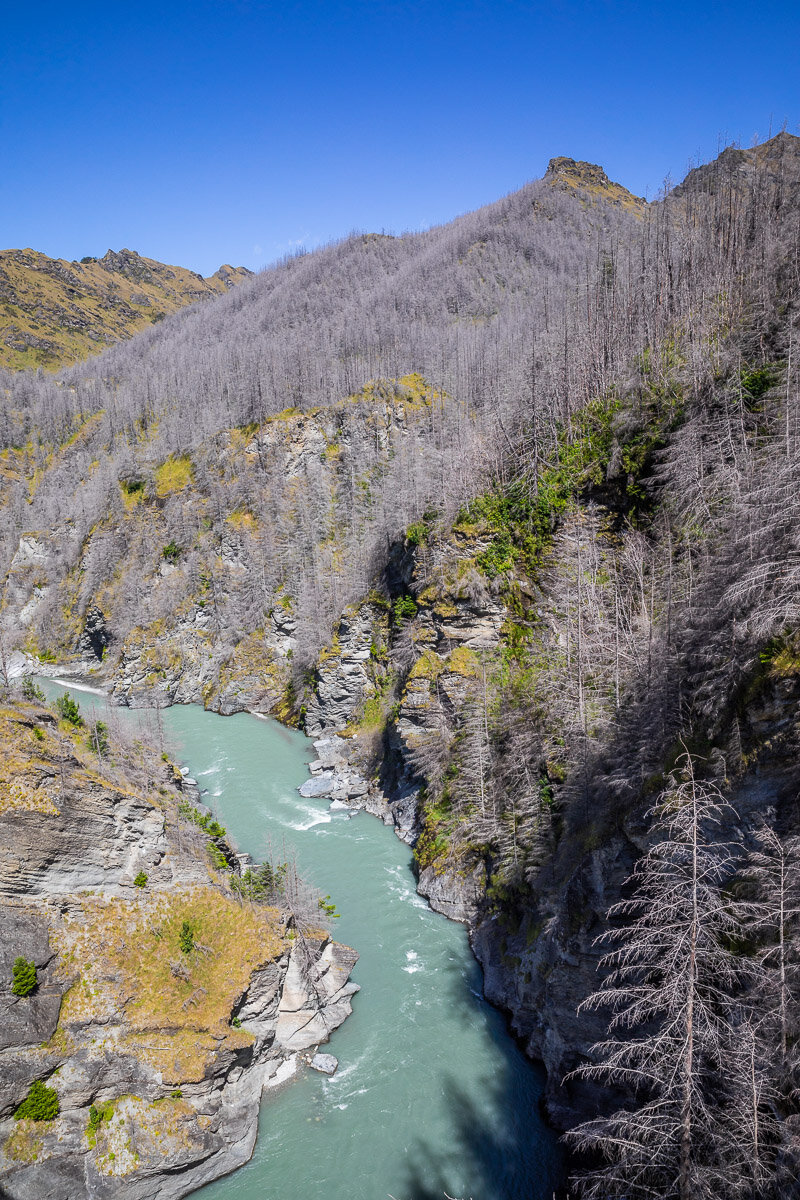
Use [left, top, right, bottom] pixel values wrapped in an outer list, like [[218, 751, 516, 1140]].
[[154, 455, 193, 497], [54, 886, 287, 1082]]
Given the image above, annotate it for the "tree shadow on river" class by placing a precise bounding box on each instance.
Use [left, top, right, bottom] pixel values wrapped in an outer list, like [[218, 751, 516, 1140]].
[[394, 1071, 563, 1200], [393, 957, 564, 1200]]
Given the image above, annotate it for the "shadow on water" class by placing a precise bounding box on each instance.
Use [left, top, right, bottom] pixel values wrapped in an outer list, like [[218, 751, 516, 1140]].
[[394, 939, 564, 1200], [397, 1071, 563, 1200]]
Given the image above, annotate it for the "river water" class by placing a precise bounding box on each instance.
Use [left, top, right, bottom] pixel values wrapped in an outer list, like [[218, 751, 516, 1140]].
[[41, 681, 562, 1200]]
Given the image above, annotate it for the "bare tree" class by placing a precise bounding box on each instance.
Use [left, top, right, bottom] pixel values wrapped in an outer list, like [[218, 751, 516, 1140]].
[[565, 756, 761, 1200], [742, 823, 800, 1078]]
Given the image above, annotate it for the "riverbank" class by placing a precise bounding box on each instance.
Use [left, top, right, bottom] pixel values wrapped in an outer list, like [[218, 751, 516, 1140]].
[[24, 679, 562, 1200], [0, 686, 359, 1200]]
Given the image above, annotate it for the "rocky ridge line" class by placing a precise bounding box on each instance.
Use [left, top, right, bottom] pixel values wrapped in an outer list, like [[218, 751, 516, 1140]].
[[0, 247, 252, 371]]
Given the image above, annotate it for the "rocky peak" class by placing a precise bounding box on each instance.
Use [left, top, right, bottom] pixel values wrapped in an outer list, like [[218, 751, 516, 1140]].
[[544, 156, 645, 211], [212, 263, 254, 287], [98, 247, 156, 280], [546, 156, 610, 187], [672, 131, 800, 198]]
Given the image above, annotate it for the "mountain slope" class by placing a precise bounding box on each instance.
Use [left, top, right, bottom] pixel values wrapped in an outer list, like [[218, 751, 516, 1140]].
[[0, 247, 252, 371], [2, 134, 800, 1193]]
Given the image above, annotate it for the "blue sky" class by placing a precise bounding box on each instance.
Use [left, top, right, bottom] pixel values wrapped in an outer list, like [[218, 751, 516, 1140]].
[[2, 0, 799, 276]]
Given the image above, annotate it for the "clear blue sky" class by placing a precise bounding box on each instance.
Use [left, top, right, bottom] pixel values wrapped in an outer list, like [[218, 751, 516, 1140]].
[[2, 0, 798, 276]]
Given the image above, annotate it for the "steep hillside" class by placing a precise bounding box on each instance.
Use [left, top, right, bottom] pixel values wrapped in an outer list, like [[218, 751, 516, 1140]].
[[2, 133, 800, 1197], [0, 248, 252, 371], [0, 154, 646, 680]]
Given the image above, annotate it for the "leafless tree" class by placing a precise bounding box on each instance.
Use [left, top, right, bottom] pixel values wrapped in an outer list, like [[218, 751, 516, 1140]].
[[565, 756, 766, 1200]]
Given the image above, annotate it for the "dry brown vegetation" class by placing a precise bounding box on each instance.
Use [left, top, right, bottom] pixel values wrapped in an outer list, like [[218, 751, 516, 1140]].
[[53, 887, 287, 1081], [0, 248, 251, 371]]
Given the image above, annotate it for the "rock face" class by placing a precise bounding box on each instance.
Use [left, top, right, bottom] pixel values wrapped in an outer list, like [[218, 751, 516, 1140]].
[[110, 614, 295, 715], [303, 602, 389, 738], [77, 606, 111, 661], [671, 131, 800, 198], [544, 156, 645, 211], [0, 699, 358, 1199]]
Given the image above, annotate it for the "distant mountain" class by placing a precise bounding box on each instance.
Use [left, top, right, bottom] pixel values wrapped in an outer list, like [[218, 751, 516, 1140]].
[[0, 247, 252, 370], [671, 128, 800, 196]]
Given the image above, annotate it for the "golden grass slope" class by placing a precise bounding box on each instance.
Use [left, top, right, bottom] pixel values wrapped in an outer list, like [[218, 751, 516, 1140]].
[[53, 886, 287, 1083], [0, 247, 252, 371]]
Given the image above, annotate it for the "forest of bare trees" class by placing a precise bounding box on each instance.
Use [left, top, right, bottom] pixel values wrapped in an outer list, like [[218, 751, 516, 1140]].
[[2, 133, 800, 1197]]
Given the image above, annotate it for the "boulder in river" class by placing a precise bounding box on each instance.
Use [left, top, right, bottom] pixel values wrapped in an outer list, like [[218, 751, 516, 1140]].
[[310, 1053, 338, 1075], [298, 774, 335, 798]]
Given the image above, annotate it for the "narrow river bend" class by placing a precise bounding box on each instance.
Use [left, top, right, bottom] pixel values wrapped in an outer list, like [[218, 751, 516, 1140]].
[[44, 684, 562, 1200]]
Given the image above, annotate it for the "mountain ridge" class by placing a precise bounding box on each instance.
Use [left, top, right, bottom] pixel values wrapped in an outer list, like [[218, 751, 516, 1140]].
[[0, 246, 252, 372], [2, 132, 800, 1193]]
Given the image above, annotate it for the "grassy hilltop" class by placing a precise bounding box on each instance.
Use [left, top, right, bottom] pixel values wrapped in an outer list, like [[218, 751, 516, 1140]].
[[0, 247, 251, 371]]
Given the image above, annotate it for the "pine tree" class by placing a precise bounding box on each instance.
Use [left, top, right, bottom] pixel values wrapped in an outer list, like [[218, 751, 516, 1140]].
[[11, 956, 37, 997]]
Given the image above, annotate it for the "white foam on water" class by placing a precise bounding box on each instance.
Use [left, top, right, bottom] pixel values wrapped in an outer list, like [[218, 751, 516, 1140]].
[[51, 679, 107, 696], [386, 884, 428, 910], [326, 1059, 360, 1084], [280, 803, 333, 831], [403, 950, 422, 974]]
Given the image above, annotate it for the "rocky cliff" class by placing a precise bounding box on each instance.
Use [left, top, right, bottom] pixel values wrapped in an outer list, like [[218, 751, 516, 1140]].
[[0, 697, 357, 1199]]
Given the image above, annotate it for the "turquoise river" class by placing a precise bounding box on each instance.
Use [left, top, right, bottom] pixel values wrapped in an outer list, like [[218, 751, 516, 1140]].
[[42, 680, 562, 1200]]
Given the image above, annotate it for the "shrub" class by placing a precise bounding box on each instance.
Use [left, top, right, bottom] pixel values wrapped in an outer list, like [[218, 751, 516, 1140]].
[[405, 520, 430, 547], [178, 800, 226, 838], [179, 920, 194, 954], [741, 364, 778, 406], [318, 894, 340, 919], [54, 692, 83, 727], [133, 871, 148, 888], [393, 595, 418, 624], [89, 720, 109, 756], [86, 1100, 114, 1145], [208, 842, 229, 870], [162, 540, 181, 563], [11, 957, 37, 997], [21, 676, 45, 703], [14, 1080, 59, 1122]]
